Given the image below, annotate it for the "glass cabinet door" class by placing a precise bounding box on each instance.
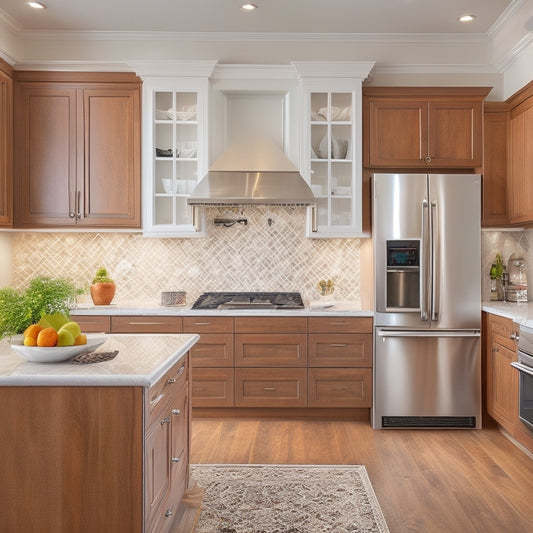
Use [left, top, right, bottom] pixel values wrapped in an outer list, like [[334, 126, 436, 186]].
[[153, 90, 199, 229], [309, 90, 359, 235]]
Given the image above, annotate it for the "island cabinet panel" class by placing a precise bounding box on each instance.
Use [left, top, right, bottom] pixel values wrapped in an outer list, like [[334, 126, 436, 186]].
[[235, 367, 308, 407], [73, 314, 111, 333], [308, 368, 373, 408], [191, 367, 235, 407], [0, 385, 144, 533], [111, 315, 183, 333], [235, 334, 308, 367], [308, 333, 372, 367], [234, 316, 307, 334]]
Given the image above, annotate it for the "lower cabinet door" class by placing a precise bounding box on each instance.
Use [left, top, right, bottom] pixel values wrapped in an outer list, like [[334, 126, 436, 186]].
[[192, 367, 235, 407], [235, 368, 307, 407], [308, 368, 373, 408]]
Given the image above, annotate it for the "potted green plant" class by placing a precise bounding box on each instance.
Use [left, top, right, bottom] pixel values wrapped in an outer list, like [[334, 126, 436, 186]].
[[90, 267, 116, 305], [489, 253, 505, 301]]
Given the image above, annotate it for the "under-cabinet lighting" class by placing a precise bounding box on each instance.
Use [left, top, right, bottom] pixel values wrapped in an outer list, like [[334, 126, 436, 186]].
[[459, 14, 476, 23], [26, 1, 46, 8], [240, 3, 258, 12]]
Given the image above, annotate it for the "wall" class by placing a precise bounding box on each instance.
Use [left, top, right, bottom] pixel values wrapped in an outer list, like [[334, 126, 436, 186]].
[[9, 207, 368, 308]]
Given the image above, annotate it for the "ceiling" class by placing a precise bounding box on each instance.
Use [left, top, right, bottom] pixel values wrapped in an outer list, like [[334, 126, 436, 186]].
[[0, 0, 514, 35]]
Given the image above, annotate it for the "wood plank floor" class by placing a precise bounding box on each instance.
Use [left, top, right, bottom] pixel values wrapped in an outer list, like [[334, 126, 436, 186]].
[[190, 419, 533, 533]]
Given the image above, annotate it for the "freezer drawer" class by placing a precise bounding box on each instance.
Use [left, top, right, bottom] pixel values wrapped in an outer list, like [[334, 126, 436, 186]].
[[373, 329, 481, 429]]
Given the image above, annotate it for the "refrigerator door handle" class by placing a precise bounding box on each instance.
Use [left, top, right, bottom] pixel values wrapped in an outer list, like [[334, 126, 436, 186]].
[[431, 199, 439, 322], [377, 330, 481, 338], [420, 199, 429, 321]]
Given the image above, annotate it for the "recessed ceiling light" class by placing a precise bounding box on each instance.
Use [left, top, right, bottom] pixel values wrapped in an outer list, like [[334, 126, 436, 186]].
[[240, 3, 258, 12], [26, 1, 46, 8], [459, 14, 477, 23]]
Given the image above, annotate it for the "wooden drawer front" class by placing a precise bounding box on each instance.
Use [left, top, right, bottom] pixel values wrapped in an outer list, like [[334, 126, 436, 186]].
[[235, 334, 307, 367], [111, 315, 182, 333], [308, 334, 372, 367], [308, 368, 373, 408], [183, 316, 234, 334], [73, 314, 110, 333], [192, 368, 234, 408], [235, 368, 307, 407], [308, 316, 373, 334], [146, 357, 188, 427], [489, 314, 518, 351], [235, 316, 307, 334], [190, 334, 234, 367]]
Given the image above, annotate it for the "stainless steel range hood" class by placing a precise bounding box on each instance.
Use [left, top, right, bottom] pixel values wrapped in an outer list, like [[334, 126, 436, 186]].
[[187, 137, 315, 206]]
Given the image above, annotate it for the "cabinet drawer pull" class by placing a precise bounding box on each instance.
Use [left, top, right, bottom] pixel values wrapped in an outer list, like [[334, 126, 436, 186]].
[[331, 386, 349, 391], [330, 343, 348, 348], [424, 155, 432, 164], [171, 408, 181, 416], [171, 457, 180, 463], [510, 333, 519, 340], [128, 321, 166, 325], [167, 378, 176, 384], [329, 322, 348, 325], [263, 387, 277, 391], [160, 417, 170, 425], [177, 365, 186, 376], [167, 365, 185, 384], [193, 387, 208, 392], [194, 322, 212, 326], [165, 510, 173, 518]]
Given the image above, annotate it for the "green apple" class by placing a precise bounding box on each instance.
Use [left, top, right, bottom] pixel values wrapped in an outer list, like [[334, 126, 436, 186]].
[[57, 329, 75, 347], [58, 321, 82, 340]]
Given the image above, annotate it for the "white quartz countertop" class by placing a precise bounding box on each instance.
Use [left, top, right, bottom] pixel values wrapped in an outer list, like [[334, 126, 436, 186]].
[[0, 333, 199, 387], [71, 300, 373, 317], [482, 301, 533, 325]]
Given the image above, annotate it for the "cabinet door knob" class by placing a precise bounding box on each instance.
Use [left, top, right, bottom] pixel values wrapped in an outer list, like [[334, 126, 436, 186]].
[[510, 333, 519, 340], [165, 510, 173, 518], [424, 155, 432, 164], [160, 417, 170, 425], [171, 457, 180, 463], [171, 408, 181, 416]]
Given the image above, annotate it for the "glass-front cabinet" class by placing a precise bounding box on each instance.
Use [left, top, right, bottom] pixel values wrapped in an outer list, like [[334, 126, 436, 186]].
[[293, 62, 374, 237], [140, 63, 216, 236]]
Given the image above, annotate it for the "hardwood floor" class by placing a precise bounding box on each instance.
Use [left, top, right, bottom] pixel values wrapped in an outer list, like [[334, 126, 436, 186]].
[[190, 419, 533, 533]]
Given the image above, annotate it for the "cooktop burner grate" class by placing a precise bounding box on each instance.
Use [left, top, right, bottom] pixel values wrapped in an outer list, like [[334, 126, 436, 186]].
[[192, 292, 305, 310]]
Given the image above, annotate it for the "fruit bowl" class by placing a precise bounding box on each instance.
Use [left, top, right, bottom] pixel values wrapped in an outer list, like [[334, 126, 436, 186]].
[[10, 335, 106, 363]]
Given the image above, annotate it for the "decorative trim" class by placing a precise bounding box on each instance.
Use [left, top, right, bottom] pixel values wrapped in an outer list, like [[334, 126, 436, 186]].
[[129, 59, 218, 77], [13, 60, 134, 72], [491, 31, 533, 73], [15, 29, 490, 44], [372, 63, 498, 75], [0, 8, 21, 34], [292, 61, 375, 79], [487, 0, 525, 37], [212, 64, 297, 80], [0, 49, 15, 67]]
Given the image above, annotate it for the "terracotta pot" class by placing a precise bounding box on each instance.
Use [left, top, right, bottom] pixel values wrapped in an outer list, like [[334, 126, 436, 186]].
[[90, 282, 116, 305]]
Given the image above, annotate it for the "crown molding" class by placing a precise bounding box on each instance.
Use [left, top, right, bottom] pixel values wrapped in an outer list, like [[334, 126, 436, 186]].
[[13, 60, 134, 72], [212, 64, 297, 80], [0, 8, 21, 34], [488, 0, 525, 37], [129, 59, 217, 77], [292, 61, 375, 79], [15, 29, 489, 44], [491, 31, 533, 72], [372, 63, 497, 75]]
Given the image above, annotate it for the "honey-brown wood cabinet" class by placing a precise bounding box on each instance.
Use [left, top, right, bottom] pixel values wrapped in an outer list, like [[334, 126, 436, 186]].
[[0, 59, 12, 227], [482, 102, 510, 226], [13, 72, 141, 228], [363, 87, 490, 169]]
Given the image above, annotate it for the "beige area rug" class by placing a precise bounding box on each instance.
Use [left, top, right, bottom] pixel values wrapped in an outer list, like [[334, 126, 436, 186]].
[[189, 464, 390, 533]]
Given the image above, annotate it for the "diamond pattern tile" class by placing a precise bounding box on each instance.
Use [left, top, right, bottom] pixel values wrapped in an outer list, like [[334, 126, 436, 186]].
[[10, 207, 362, 306]]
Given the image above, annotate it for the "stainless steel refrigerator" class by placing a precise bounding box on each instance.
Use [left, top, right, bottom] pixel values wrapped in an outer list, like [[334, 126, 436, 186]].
[[372, 173, 481, 429]]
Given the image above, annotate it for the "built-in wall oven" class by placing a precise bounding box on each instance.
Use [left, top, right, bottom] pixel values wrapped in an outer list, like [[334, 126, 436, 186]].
[[511, 324, 533, 431]]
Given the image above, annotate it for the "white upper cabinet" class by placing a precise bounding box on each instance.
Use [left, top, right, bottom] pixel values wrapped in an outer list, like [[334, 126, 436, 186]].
[[137, 61, 216, 236], [293, 62, 374, 237]]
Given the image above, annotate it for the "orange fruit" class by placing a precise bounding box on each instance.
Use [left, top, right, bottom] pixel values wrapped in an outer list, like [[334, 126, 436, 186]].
[[23, 324, 44, 341], [23, 336, 37, 346], [73, 333, 87, 346], [36, 327, 59, 347]]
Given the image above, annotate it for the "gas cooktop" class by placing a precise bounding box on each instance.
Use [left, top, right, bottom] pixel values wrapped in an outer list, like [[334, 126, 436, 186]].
[[191, 292, 305, 310]]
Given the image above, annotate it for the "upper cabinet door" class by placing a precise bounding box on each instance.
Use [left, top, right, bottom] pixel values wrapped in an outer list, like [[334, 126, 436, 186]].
[[364, 87, 490, 169], [427, 100, 483, 168], [0, 65, 12, 227], [81, 88, 141, 227], [15, 85, 78, 226]]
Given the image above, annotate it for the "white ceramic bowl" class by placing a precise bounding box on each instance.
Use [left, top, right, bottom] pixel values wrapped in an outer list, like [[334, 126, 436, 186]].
[[10, 335, 106, 363], [161, 178, 174, 194]]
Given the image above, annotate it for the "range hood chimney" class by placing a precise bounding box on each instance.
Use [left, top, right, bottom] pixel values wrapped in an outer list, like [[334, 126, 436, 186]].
[[187, 137, 316, 206]]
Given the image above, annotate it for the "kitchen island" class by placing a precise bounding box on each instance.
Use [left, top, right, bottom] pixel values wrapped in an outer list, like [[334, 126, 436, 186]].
[[0, 333, 199, 533]]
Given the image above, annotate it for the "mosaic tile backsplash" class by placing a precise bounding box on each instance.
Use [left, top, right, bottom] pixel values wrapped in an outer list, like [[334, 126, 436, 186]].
[[9, 207, 363, 307]]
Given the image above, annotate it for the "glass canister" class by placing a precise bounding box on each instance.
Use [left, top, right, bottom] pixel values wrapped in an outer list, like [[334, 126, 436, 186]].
[[506, 254, 528, 302]]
